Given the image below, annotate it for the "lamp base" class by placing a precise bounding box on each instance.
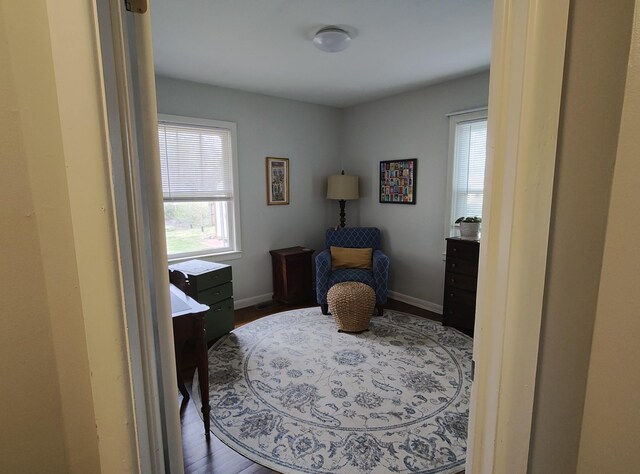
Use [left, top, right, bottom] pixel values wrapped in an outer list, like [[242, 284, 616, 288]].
[[339, 200, 346, 228]]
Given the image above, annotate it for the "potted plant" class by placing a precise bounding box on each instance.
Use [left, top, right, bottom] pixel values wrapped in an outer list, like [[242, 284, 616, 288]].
[[455, 216, 482, 239]]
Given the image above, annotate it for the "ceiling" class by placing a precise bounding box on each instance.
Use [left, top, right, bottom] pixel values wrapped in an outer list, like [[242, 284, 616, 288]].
[[150, 0, 493, 108]]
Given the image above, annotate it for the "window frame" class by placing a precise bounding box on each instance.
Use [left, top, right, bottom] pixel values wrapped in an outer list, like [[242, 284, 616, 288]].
[[158, 114, 242, 262], [444, 108, 489, 239]]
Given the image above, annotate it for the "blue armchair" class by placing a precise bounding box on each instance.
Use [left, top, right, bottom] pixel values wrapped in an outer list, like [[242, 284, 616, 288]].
[[316, 227, 390, 316]]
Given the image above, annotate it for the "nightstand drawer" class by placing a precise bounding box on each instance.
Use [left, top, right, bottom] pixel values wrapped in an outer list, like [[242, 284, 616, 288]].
[[204, 298, 235, 343], [444, 271, 477, 292], [199, 282, 233, 305], [446, 240, 480, 262], [197, 266, 232, 291], [444, 287, 477, 307]]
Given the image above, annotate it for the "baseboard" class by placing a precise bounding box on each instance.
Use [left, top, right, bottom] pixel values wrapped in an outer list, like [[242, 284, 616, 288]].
[[235, 291, 442, 313], [388, 290, 443, 315], [234, 293, 273, 310]]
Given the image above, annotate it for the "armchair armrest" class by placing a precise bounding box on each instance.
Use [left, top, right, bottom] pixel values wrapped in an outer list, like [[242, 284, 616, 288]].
[[372, 250, 390, 304], [315, 249, 332, 304]]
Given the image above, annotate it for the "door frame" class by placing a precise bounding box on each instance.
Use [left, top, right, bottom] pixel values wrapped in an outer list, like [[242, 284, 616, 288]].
[[101, 0, 571, 472], [467, 0, 570, 472]]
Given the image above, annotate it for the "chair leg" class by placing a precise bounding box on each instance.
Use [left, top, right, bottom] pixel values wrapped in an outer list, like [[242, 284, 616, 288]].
[[321, 304, 329, 315], [376, 305, 384, 316]]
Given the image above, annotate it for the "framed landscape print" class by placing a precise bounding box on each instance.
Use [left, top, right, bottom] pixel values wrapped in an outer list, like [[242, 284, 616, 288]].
[[266, 157, 289, 205], [379, 158, 417, 204]]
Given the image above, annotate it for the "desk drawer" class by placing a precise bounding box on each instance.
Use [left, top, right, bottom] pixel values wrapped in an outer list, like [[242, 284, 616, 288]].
[[199, 282, 233, 306], [197, 266, 232, 291], [204, 298, 235, 343]]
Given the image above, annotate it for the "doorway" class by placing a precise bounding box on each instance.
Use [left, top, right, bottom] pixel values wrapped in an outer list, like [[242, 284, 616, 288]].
[[99, 0, 572, 472]]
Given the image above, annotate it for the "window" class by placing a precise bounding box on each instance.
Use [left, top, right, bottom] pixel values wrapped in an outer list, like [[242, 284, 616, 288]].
[[158, 115, 241, 260], [445, 109, 488, 237]]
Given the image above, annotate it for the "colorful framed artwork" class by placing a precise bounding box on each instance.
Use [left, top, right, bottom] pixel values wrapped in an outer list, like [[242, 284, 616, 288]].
[[379, 159, 417, 204], [266, 157, 289, 205]]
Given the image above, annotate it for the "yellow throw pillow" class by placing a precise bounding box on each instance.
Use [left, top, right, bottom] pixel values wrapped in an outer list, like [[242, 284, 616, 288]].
[[330, 246, 373, 270]]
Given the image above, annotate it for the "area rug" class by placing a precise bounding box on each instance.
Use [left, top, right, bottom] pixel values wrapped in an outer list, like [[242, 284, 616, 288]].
[[193, 308, 472, 474]]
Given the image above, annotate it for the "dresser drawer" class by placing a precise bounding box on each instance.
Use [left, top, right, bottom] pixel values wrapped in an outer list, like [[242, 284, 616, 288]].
[[444, 286, 477, 307], [446, 239, 479, 262], [197, 265, 232, 291], [445, 257, 478, 276], [444, 271, 477, 292], [199, 282, 233, 305], [204, 298, 235, 343], [442, 301, 475, 335]]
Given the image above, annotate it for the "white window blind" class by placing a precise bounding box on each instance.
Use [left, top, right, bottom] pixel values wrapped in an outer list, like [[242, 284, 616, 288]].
[[452, 118, 487, 222], [158, 121, 234, 202]]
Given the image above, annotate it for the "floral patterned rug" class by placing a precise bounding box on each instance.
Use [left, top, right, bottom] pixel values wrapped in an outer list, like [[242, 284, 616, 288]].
[[193, 308, 472, 473]]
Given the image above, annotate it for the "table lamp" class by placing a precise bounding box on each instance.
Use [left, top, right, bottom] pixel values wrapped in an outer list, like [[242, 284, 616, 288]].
[[327, 171, 359, 228]]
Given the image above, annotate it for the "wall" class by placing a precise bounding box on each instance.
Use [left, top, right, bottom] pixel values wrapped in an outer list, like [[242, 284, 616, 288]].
[[526, 0, 636, 472], [155, 76, 342, 305], [342, 72, 490, 309], [0, 3, 69, 469], [577, 1, 640, 470], [0, 0, 137, 472]]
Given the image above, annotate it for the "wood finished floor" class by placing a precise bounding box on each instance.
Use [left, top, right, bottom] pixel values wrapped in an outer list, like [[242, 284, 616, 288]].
[[180, 299, 465, 474]]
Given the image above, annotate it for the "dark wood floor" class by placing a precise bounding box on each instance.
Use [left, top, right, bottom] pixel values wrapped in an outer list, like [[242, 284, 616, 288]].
[[179, 299, 463, 474]]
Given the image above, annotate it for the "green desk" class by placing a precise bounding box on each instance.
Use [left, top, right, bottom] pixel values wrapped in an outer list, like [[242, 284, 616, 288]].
[[169, 259, 235, 344]]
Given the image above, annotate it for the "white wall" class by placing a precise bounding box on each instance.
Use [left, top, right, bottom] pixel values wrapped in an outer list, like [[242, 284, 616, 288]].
[[342, 72, 490, 308], [1, 0, 137, 471], [155, 76, 342, 304]]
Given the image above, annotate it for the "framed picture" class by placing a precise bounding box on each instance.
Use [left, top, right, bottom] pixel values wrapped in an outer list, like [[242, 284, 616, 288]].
[[379, 159, 417, 204], [266, 157, 289, 205]]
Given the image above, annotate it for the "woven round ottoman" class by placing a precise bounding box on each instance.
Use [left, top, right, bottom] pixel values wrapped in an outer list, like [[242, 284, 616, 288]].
[[327, 281, 376, 333]]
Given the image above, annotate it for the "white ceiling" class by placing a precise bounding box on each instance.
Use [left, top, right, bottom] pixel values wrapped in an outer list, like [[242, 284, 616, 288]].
[[150, 0, 493, 108]]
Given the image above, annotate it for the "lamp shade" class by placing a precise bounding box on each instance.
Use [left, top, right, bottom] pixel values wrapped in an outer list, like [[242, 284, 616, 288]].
[[327, 174, 359, 200]]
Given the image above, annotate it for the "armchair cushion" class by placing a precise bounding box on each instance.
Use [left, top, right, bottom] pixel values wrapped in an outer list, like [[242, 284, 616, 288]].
[[330, 246, 372, 270]]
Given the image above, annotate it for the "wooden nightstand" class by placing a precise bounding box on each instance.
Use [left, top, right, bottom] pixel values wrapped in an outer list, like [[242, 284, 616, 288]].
[[270, 246, 315, 305], [169, 259, 234, 344], [442, 237, 479, 337]]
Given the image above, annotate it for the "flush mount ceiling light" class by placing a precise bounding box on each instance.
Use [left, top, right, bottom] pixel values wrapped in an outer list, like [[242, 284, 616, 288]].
[[313, 26, 352, 53]]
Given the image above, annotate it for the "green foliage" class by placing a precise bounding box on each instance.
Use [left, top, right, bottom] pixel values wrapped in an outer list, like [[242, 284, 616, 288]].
[[455, 216, 482, 224]]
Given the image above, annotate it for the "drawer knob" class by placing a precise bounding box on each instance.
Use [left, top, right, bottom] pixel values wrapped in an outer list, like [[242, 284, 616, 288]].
[[449, 278, 456, 283], [449, 293, 455, 298], [452, 247, 458, 252], [451, 263, 457, 268]]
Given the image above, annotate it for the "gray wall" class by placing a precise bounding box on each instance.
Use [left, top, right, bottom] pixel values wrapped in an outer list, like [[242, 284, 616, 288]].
[[342, 72, 490, 307], [155, 72, 490, 308], [155, 76, 342, 303]]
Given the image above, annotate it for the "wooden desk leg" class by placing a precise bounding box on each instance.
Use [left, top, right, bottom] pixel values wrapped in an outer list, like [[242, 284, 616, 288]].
[[174, 341, 190, 401], [195, 316, 211, 439]]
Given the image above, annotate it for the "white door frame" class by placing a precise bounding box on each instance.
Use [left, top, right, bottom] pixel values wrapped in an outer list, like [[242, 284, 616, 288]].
[[467, 0, 570, 472], [95, 0, 183, 472], [101, 0, 571, 472]]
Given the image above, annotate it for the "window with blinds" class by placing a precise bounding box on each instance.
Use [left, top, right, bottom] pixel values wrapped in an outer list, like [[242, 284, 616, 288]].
[[446, 110, 488, 236], [158, 115, 240, 259]]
